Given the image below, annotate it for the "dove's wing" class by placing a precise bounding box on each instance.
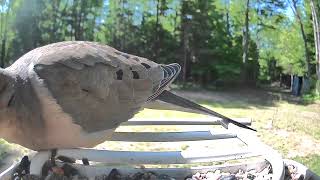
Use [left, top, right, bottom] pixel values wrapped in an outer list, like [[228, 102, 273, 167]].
[[30, 41, 175, 132]]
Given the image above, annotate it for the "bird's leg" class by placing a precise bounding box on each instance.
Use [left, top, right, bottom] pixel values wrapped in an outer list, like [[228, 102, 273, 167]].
[[42, 149, 65, 177], [50, 149, 57, 166]]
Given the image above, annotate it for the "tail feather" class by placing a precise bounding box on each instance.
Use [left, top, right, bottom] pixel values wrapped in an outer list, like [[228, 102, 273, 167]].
[[156, 90, 257, 131]]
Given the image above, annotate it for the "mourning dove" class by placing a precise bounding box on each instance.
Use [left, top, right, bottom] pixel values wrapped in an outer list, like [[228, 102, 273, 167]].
[[0, 41, 254, 151]]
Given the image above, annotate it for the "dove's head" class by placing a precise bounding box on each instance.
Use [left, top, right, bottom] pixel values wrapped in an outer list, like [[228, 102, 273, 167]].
[[0, 68, 16, 126]]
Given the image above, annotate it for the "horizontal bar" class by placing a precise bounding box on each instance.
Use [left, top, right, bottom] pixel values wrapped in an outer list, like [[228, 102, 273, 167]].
[[111, 131, 237, 142], [53, 149, 260, 164], [122, 118, 251, 126]]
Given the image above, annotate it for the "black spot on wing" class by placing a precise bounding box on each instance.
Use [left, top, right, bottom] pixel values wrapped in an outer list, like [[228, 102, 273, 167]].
[[116, 69, 123, 80], [132, 71, 140, 79], [141, 63, 151, 69], [82, 89, 89, 92]]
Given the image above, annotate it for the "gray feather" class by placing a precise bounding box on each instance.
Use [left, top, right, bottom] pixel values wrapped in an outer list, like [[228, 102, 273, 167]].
[[32, 42, 160, 132]]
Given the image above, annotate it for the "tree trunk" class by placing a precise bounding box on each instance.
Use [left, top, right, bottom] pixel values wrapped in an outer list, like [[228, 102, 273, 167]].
[[311, 0, 320, 79], [241, 0, 250, 83], [0, 39, 5, 68], [182, 22, 190, 83], [224, 0, 231, 37], [72, 0, 79, 40], [154, 0, 160, 61], [0, 0, 10, 67], [310, 0, 320, 94], [290, 0, 311, 77], [181, 1, 191, 83]]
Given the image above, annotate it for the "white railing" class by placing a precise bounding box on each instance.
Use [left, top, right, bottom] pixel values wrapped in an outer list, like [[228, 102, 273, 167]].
[[0, 117, 286, 180]]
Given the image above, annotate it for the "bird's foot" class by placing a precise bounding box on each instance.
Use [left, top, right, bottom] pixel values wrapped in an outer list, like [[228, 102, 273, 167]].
[[42, 149, 80, 178]]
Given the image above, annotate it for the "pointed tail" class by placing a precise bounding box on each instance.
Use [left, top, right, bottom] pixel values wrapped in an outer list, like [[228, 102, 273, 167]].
[[156, 90, 256, 131]]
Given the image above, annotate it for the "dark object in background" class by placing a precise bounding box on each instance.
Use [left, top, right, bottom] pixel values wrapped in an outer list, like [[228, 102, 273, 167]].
[[82, 158, 90, 166], [107, 168, 121, 180], [292, 75, 310, 96], [11, 156, 30, 179], [61, 163, 78, 177], [292, 76, 302, 96], [57, 155, 76, 164]]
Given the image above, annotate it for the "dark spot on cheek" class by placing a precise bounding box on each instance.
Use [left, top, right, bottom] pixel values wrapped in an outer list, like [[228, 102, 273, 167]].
[[141, 63, 151, 69], [116, 69, 123, 80], [132, 71, 139, 79]]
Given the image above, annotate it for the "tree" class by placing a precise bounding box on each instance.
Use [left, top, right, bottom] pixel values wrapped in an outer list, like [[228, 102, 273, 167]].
[[0, 0, 318, 91], [0, 0, 15, 67], [241, 0, 250, 84], [288, 0, 311, 77], [310, 0, 320, 82], [12, 0, 44, 58]]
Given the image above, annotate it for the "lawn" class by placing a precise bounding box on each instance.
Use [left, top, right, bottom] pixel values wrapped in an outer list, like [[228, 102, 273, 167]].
[[0, 87, 319, 175], [134, 87, 320, 174]]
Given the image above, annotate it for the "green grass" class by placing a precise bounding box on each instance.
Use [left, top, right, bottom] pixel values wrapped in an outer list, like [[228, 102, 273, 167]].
[[135, 95, 320, 175], [302, 93, 320, 104], [0, 139, 10, 167], [1, 88, 319, 176], [293, 154, 320, 175]]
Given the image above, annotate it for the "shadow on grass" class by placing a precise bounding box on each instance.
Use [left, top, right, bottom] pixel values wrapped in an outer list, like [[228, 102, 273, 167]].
[[293, 154, 320, 175]]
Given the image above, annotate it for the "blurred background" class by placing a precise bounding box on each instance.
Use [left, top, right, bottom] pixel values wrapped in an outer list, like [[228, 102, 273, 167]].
[[0, 0, 319, 175]]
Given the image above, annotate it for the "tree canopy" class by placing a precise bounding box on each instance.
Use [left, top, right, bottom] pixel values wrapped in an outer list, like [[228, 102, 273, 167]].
[[0, 0, 320, 93]]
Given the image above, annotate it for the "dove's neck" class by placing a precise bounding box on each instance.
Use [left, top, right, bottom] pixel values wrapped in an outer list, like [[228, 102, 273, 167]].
[[0, 68, 17, 136]]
